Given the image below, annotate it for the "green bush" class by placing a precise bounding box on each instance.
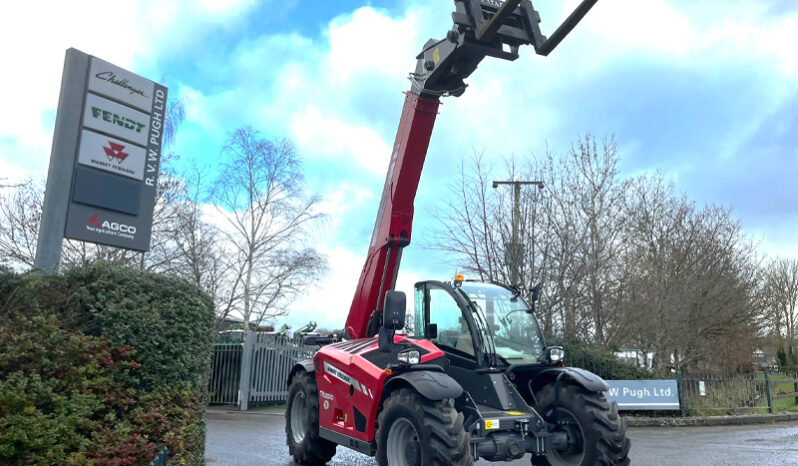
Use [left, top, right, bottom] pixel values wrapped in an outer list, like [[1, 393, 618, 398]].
[[0, 264, 214, 465], [557, 337, 652, 380], [64, 264, 215, 392]]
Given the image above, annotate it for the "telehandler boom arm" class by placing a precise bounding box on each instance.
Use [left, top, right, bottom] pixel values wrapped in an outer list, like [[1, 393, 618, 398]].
[[344, 0, 597, 339]]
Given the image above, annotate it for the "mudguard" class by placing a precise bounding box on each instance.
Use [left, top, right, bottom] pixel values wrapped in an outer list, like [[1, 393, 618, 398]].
[[385, 370, 463, 401], [531, 367, 609, 393], [286, 359, 314, 386]]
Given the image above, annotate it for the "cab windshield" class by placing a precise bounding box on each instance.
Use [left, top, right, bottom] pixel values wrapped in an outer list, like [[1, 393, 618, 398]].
[[459, 282, 545, 364]]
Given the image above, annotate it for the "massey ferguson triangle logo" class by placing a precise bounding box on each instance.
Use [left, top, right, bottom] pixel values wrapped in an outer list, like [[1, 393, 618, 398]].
[[103, 141, 129, 163]]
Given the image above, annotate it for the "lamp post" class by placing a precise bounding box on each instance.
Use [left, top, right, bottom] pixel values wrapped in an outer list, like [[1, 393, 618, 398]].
[[492, 180, 544, 286]]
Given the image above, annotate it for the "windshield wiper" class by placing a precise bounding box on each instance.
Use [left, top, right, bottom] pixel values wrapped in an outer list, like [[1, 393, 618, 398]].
[[499, 308, 534, 328]]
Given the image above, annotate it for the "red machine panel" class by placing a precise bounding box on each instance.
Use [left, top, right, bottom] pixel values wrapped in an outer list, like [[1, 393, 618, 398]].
[[315, 336, 444, 442]]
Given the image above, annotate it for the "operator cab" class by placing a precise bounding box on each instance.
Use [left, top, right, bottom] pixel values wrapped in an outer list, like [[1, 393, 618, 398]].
[[413, 279, 549, 370]]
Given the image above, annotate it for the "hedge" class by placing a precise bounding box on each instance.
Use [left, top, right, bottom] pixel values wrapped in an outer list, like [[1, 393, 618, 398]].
[[557, 337, 652, 380], [0, 264, 214, 465]]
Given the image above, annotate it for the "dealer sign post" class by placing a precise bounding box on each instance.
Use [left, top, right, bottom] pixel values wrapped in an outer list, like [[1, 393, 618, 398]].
[[34, 48, 167, 272]]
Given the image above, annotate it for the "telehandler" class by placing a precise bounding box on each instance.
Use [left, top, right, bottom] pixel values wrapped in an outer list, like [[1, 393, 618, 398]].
[[286, 1, 629, 464]]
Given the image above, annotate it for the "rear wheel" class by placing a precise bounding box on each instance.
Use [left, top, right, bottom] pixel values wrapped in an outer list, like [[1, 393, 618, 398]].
[[376, 388, 472, 466], [532, 384, 630, 466], [285, 371, 337, 465]]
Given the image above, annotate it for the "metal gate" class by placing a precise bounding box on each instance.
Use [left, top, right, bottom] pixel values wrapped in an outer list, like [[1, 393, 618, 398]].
[[208, 332, 319, 409]]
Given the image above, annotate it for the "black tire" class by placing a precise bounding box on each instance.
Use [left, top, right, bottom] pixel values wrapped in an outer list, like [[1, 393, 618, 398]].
[[531, 384, 630, 466], [285, 371, 337, 465], [376, 388, 472, 466]]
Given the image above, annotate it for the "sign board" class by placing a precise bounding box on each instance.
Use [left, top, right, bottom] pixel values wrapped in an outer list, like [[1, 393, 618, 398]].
[[36, 48, 167, 266], [77, 129, 147, 180], [88, 57, 155, 112], [605, 380, 680, 410], [82, 93, 151, 146]]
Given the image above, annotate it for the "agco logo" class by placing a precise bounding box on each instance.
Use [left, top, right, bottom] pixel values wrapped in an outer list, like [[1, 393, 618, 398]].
[[103, 141, 129, 164], [87, 213, 137, 236]]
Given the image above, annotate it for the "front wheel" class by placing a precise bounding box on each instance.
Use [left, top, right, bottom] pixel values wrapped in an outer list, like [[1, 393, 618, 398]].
[[285, 371, 337, 465], [532, 384, 630, 466], [376, 388, 472, 466]]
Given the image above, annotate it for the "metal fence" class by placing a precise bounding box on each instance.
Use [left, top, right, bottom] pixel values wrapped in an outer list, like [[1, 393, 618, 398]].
[[678, 371, 798, 416], [208, 343, 242, 404], [208, 332, 319, 409]]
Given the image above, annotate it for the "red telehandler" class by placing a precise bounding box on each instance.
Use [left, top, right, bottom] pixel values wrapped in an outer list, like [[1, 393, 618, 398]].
[[286, 1, 629, 464]]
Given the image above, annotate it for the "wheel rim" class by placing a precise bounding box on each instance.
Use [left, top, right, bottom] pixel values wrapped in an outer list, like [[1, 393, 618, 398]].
[[547, 407, 585, 466], [386, 417, 421, 466], [290, 391, 308, 444]]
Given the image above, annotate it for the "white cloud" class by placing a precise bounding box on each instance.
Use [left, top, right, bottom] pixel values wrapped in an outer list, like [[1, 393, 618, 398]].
[[290, 106, 392, 175], [0, 0, 258, 179], [326, 7, 419, 83]]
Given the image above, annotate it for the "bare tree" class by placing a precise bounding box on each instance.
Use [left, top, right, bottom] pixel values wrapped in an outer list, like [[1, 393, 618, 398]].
[[211, 127, 327, 327], [428, 134, 762, 373], [157, 164, 238, 322], [429, 135, 628, 342], [761, 258, 798, 365], [620, 174, 761, 373], [542, 136, 629, 344], [0, 179, 44, 268]]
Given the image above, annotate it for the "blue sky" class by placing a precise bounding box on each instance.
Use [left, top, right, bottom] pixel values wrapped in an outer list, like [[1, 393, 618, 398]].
[[2, 1, 798, 329]]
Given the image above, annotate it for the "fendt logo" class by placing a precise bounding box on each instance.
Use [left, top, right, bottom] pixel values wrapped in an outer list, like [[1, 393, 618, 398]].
[[87, 213, 137, 238], [90, 106, 147, 133], [103, 141, 129, 164]]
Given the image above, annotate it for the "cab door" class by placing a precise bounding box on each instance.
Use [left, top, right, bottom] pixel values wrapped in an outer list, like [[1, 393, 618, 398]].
[[414, 281, 480, 371]]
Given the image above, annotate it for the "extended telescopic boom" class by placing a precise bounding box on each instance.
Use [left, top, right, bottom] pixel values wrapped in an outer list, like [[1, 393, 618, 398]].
[[345, 0, 598, 339]]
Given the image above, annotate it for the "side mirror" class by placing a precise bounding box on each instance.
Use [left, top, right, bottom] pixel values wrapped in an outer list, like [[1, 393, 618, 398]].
[[383, 290, 406, 330], [425, 323, 438, 340], [379, 291, 406, 352], [538, 346, 565, 365]]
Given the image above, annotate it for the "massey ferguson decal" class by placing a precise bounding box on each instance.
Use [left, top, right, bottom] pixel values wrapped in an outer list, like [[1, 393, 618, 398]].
[[86, 213, 137, 240], [104, 141, 129, 163], [323, 361, 374, 399], [77, 130, 146, 180]]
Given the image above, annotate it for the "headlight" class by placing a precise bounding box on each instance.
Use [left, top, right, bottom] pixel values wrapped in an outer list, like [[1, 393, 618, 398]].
[[549, 347, 565, 363], [398, 349, 421, 365]]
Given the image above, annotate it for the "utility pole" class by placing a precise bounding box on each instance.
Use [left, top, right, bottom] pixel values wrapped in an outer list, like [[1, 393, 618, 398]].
[[492, 180, 544, 286]]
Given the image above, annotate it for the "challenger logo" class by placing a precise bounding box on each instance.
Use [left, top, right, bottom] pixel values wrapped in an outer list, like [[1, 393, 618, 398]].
[[86, 213, 137, 239], [103, 141, 129, 164]]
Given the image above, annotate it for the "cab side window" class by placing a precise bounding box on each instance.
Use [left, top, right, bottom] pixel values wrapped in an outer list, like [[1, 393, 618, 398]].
[[413, 285, 425, 338], [428, 287, 475, 357]]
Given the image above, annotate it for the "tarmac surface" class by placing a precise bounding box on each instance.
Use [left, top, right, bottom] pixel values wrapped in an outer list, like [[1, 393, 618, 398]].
[[205, 406, 798, 465]]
